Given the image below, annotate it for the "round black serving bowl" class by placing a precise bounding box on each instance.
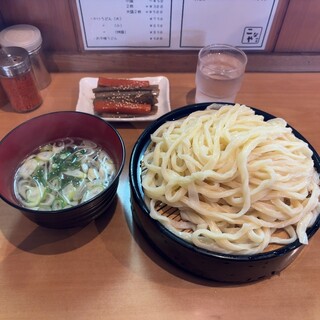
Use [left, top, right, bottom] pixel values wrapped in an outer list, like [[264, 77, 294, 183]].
[[0, 111, 125, 228], [129, 103, 320, 283]]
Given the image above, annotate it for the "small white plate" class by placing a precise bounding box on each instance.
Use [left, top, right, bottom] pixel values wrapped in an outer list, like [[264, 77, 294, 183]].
[[76, 76, 171, 122]]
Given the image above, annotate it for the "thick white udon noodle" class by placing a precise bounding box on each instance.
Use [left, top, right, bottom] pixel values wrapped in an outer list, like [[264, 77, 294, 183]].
[[141, 104, 320, 255]]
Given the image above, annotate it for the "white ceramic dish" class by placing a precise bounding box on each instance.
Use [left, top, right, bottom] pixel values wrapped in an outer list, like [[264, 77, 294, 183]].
[[76, 76, 171, 122]]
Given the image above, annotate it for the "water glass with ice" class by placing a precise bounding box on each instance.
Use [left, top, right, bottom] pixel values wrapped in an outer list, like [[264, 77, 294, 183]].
[[195, 44, 247, 103]]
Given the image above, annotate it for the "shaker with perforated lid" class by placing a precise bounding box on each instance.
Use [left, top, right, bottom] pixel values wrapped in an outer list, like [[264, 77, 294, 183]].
[[0, 24, 51, 90], [0, 46, 42, 112]]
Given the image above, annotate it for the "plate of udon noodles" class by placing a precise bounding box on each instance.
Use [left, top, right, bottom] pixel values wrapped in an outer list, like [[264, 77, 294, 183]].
[[136, 103, 320, 256]]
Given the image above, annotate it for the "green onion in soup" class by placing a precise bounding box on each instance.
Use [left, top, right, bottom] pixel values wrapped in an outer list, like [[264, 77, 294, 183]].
[[14, 138, 116, 210]]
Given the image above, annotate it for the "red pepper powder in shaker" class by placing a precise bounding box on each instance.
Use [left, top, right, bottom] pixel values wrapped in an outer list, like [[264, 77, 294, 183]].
[[0, 82, 8, 108], [0, 46, 42, 112]]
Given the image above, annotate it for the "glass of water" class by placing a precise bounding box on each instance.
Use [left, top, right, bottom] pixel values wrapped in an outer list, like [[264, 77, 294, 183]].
[[195, 44, 247, 103]]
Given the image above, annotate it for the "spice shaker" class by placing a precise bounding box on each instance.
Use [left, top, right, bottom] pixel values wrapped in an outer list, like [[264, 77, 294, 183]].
[[0, 47, 42, 112], [0, 24, 51, 90]]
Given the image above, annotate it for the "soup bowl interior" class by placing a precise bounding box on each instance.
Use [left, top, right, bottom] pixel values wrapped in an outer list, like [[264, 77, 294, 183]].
[[129, 102, 320, 283], [0, 111, 125, 228]]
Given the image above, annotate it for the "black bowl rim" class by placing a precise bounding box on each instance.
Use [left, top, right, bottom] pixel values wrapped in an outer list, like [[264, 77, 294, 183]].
[[129, 102, 320, 262], [0, 110, 126, 214]]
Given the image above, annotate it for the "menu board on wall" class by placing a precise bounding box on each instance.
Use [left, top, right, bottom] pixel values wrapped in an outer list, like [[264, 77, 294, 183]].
[[76, 0, 279, 50]]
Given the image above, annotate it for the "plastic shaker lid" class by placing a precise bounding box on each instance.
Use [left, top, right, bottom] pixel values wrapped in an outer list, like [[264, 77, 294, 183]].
[[0, 24, 42, 53]]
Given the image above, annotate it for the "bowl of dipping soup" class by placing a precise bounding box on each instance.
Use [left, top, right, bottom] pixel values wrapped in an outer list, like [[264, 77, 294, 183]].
[[0, 111, 125, 228]]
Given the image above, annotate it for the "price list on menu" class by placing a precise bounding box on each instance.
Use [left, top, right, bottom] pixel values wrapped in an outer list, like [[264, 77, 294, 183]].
[[76, 0, 279, 50]]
